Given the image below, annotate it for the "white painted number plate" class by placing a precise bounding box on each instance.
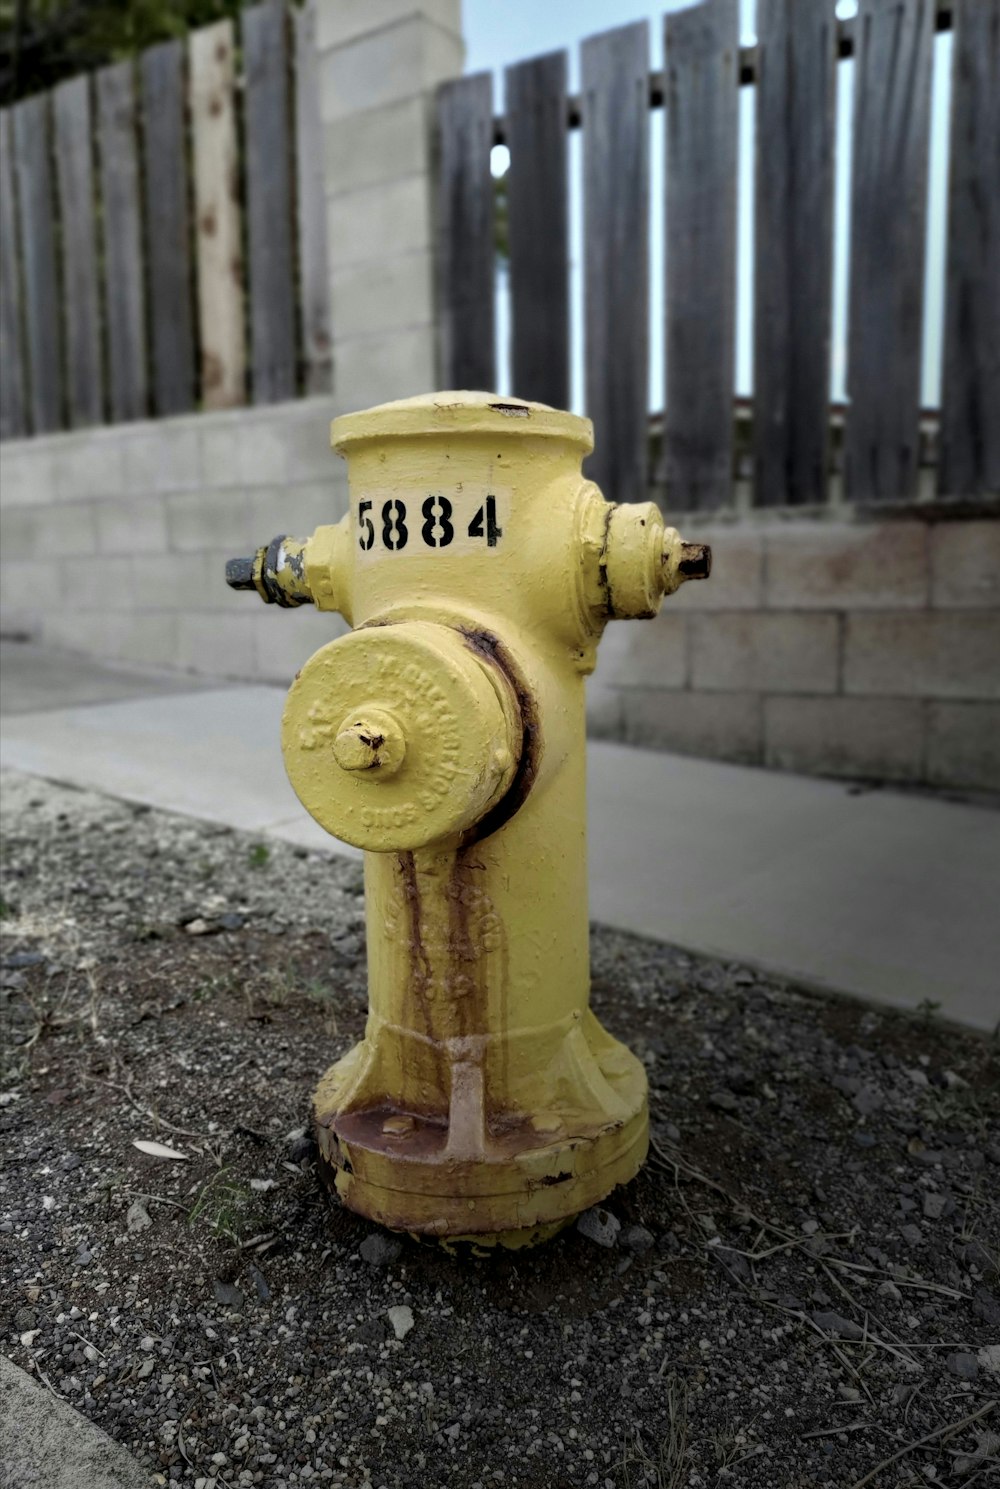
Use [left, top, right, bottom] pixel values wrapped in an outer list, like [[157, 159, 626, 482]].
[[355, 486, 511, 558]]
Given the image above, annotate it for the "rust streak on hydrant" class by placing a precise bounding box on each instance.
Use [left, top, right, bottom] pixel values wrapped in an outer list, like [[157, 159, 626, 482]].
[[226, 391, 710, 1247]]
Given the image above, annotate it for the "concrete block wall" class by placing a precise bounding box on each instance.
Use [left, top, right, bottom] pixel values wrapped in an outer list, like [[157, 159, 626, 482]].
[[588, 516, 1000, 792], [0, 399, 350, 685], [0, 0, 464, 693]]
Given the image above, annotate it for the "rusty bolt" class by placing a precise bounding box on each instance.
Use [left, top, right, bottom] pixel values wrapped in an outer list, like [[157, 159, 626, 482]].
[[678, 542, 711, 581]]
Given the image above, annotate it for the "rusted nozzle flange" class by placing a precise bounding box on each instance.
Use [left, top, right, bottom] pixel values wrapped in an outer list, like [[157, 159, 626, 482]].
[[225, 535, 313, 607]]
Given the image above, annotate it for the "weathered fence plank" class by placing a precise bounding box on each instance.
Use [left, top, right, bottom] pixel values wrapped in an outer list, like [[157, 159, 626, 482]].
[[581, 21, 649, 504], [0, 110, 28, 439], [436, 72, 495, 391], [938, 0, 1000, 498], [243, 0, 297, 404], [845, 0, 934, 503], [753, 0, 837, 506], [141, 39, 195, 417], [12, 95, 62, 433], [664, 0, 739, 511], [53, 76, 103, 428], [97, 61, 148, 422], [189, 19, 246, 409], [505, 50, 569, 410], [292, 0, 332, 395]]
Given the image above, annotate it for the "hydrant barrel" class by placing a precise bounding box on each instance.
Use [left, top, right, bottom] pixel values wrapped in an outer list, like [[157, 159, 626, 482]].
[[225, 391, 710, 1246]]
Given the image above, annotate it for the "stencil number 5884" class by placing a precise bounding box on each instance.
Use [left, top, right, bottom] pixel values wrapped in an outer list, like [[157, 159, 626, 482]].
[[358, 495, 503, 553]]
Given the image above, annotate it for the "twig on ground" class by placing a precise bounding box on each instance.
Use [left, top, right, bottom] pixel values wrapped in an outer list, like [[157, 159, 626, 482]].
[[800, 1422, 869, 1441], [86, 1068, 213, 1142], [847, 1400, 998, 1489]]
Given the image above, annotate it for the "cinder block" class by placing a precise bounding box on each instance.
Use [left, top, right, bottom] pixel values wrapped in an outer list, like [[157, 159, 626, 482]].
[[199, 419, 245, 489], [316, 0, 461, 51], [52, 434, 127, 501], [253, 607, 348, 682], [175, 611, 256, 678], [237, 417, 295, 487], [201, 413, 291, 489], [333, 325, 437, 408], [926, 702, 1000, 792], [765, 522, 927, 610], [0, 559, 50, 611], [166, 489, 251, 553], [930, 521, 1000, 610], [249, 482, 342, 539], [585, 680, 624, 740], [670, 528, 763, 611], [59, 553, 135, 611], [844, 612, 1000, 700], [691, 612, 839, 693], [328, 175, 433, 270], [124, 424, 201, 495], [329, 251, 435, 341], [0, 505, 40, 558], [0, 607, 39, 641], [95, 496, 168, 556], [41, 610, 111, 657], [324, 97, 430, 195], [319, 16, 463, 122], [280, 402, 343, 483], [102, 611, 180, 669], [594, 610, 688, 690], [41, 502, 99, 558], [622, 688, 763, 764], [764, 696, 924, 780], [0, 447, 55, 507], [131, 552, 218, 611]]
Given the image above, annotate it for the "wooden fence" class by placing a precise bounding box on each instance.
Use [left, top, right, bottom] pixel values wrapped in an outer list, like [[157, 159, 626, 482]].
[[0, 0, 330, 441], [436, 0, 1000, 509]]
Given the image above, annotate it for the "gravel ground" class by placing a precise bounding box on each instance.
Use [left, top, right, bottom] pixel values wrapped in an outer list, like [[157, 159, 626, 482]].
[[1, 768, 998, 1489]]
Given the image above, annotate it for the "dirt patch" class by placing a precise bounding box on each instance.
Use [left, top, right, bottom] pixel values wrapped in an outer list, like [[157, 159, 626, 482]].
[[1, 769, 998, 1489]]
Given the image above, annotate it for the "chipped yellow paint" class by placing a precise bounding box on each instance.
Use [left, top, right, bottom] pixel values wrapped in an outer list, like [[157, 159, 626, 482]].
[[227, 391, 710, 1245]]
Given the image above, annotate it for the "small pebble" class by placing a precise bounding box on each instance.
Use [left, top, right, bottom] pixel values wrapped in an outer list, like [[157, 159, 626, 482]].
[[360, 1233, 402, 1267], [811, 1311, 864, 1341], [387, 1305, 414, 1341], [576, 1207, 620, 1249]]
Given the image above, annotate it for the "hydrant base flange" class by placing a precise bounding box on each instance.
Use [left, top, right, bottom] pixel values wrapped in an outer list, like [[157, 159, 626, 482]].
[[311, 1009, 649, 1243]]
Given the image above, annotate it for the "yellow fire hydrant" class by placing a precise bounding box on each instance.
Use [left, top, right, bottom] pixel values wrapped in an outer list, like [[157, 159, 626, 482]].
[[226, 392, 710, 1245]]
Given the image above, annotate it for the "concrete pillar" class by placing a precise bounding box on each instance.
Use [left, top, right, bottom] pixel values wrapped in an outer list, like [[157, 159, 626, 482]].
[[315, 0, 464, 408]]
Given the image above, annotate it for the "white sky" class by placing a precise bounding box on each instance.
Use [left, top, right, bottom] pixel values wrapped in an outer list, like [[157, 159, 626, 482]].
[[461, 0, 951, 412]]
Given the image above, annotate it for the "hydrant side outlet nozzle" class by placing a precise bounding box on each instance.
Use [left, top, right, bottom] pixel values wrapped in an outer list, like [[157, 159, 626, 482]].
[[224, 390, 712, 1247], [224, 535, 314, 607]]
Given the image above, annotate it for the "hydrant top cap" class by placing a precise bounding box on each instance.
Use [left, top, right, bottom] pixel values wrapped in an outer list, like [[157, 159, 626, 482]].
[[331, 390, 594, 457]]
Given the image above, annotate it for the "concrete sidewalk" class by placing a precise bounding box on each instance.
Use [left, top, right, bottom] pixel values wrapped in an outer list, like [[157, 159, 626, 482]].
[[2, 643, 998, 1031]]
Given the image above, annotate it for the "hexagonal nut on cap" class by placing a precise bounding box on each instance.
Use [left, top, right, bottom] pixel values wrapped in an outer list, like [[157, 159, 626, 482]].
[[332, 711, 406, 777]]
